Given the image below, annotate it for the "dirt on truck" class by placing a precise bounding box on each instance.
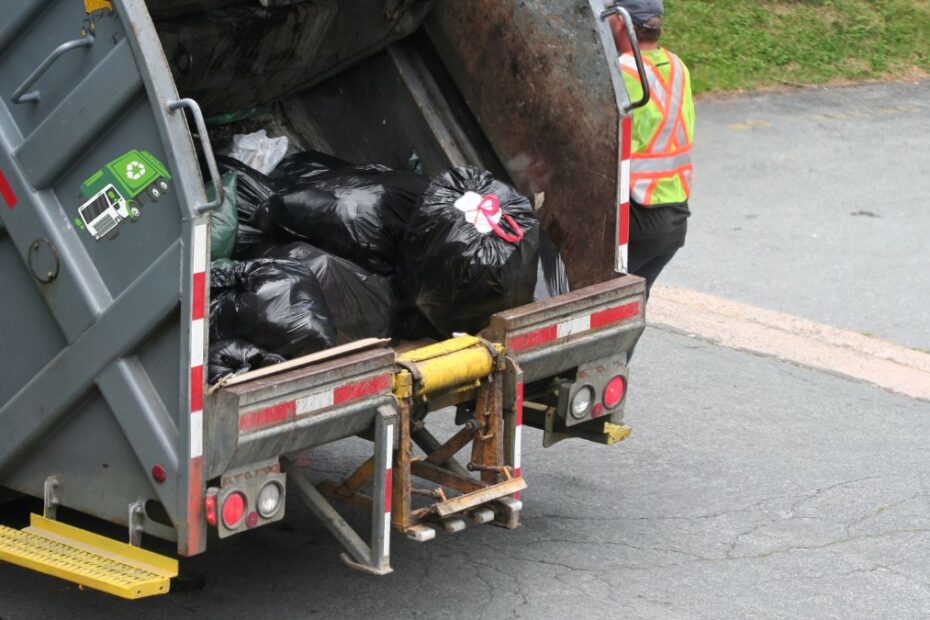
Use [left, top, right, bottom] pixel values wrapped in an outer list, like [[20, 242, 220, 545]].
[[0, 0, 649, 598]]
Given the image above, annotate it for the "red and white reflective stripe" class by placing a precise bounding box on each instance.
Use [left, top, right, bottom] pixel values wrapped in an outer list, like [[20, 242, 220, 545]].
[[513, 380, 524, 500], [618, 115, 632, 272], [382, 423, 393, 559], [239, 373, 393, 432], [190, 223, 207, 459], [0, 169, 17, 209], [186, 222, 208, 554], [508, 300, 641, 353]]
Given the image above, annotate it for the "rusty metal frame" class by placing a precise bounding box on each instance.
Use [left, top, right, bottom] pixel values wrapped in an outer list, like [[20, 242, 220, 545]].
[[388, 362, 525, 538], [320, 340, 525, 542]]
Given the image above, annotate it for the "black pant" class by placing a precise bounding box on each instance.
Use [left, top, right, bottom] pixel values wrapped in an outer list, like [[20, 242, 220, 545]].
[[628, 250, 678, 298], [625, 251, 677, 362]]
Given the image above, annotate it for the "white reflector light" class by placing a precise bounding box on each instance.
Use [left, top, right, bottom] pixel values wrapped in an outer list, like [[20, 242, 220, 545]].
[[257, 482, 282, 518], [570, 385, 595, 419]]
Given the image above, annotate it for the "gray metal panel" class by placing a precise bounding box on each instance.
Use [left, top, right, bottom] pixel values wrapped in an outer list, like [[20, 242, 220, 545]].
[[0, 0, 210, 554], [206, 349, 396, 478], [0, 237, 66, 404], [233, 397, 391, 470], [96, 358, 181, 515], [50, 98, 183, 298], [15, 38, 144, 190], [483, 277, 646, 382], [0, 0, 47, 55], [116, 0, 216, 556], [511, 321, 642, 384], [0, 5, 123, 140], [1, 391, 177, 541], [0, 242, 181, 475], [137, 316, 182, 436]]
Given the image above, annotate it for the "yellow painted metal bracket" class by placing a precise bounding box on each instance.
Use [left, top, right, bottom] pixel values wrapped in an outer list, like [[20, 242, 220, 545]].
[[85, 0, 113, 13], [0, 514, 177, 599], [543, 403, 634, 448], [602, 422, 633, 445]]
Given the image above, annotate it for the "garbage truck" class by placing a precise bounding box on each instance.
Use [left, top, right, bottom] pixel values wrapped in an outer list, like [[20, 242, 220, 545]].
[[0, 0, 651, 598]]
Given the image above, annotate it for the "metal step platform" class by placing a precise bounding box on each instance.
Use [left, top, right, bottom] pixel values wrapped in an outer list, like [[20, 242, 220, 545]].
[[0, 514, 177, 599]]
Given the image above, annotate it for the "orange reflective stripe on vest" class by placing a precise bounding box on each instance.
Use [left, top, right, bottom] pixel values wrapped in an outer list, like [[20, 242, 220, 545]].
[[621, 49, 693, 205]]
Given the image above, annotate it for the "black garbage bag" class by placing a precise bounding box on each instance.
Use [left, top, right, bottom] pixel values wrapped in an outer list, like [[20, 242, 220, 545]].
[[534, 231, 570, 301], [233, 222, 272, 259], [268, 164, 429, 275], [209, 258, 336, 359], [217, 155, 283, 257], [399, 167, 540, 335], [208, 339, 285, 384], [210, 258, 238, 288], [271, 150, 351, 182], [257, 242, 397, 343], [394, 307, 445, 342], [216, 156, 276, 225]]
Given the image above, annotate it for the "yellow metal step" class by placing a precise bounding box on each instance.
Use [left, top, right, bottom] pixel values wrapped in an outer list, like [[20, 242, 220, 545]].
[[0, 514, 177, 599]]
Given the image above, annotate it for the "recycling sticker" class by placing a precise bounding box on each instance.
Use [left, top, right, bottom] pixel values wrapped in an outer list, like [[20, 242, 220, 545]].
[[126, 160, 146, 181], [75, 150, 172, 242]]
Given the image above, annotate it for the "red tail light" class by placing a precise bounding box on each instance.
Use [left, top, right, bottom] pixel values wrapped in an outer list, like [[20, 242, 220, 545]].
[[205, 494, 217, 526], [603, 376, 626, 409], [222, 492, 247, 528]]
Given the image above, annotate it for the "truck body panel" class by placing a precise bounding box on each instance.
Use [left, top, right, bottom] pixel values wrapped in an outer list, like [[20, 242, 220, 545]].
[[0, 0, 646, 580], [0, 0, 209, 552]]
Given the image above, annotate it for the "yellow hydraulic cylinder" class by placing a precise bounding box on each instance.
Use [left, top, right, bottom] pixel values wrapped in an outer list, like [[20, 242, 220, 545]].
[[396, 336, 503, 398]]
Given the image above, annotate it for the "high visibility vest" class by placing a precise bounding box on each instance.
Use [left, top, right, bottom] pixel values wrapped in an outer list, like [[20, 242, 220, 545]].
[[620, 48, 695, 206]]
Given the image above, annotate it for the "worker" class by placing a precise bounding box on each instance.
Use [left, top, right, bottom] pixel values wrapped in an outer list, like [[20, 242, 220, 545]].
[[609, 0, 694, 296]]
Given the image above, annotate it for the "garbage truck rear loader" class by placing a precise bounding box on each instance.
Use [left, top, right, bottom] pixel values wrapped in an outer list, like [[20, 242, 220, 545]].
[[0, 0, 649, 597]]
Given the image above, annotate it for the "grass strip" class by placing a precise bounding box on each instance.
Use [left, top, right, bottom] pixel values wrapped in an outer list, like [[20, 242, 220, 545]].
[[662, 0, 930, 93]]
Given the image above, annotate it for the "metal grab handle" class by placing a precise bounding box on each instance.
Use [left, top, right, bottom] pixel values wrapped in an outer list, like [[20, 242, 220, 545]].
[[600, 5, 651, 113], [12, 34, 95, 104], [166, 98, 224, 214]]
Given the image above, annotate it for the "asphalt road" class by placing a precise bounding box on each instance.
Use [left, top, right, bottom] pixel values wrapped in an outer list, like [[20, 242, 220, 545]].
[[2, 330, 928, 619], [2, 82, 929, 619], [665, 80, 930, 351]]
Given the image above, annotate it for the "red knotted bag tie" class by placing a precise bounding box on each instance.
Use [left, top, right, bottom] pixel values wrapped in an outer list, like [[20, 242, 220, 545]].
[[476, 194, 524, 243]]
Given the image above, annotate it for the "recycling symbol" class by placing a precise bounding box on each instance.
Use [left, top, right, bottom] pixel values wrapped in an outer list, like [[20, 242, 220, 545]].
[[126, 160, 146, 181]]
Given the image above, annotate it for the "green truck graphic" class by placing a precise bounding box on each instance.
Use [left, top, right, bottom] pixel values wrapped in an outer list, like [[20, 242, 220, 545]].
[[77, 150, 171, 240]]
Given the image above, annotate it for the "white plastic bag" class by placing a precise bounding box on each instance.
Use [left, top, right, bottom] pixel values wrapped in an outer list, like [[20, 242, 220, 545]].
[[227, 130, 288, 175]]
